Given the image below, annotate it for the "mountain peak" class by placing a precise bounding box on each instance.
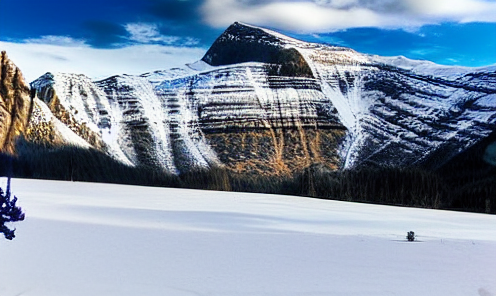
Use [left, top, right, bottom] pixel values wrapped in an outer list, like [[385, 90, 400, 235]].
[[1, 51, 29, 88], [201, 22, 314, 78], [201, 22, 364, 70], [202, 22, 284, 66]]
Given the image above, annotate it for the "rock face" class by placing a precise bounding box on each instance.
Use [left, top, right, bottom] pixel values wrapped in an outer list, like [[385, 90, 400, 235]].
[[352, 62, 496, 169], [0, 51, 33, 154], [21, 22, 496, 175], [96, 74, 220, 173], [152, 63, 346, 174], [30, 73, 132, 165], [202, 22, 314, 78]]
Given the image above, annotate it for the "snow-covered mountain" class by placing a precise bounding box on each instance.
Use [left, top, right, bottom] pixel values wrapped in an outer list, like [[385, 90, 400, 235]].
[[28, 22, 496, 174]]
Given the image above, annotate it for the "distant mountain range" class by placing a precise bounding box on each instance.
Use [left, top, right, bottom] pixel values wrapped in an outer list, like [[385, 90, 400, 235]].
[[1, 22, 495, 177]]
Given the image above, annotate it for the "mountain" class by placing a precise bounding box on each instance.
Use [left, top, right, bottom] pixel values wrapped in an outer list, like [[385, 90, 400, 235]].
[[9, 22, 496, 177], [0, 51, 32, 155]]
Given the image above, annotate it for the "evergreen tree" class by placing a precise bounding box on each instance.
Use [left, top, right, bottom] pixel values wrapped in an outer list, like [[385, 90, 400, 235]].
[[0, 176, 25, 240]]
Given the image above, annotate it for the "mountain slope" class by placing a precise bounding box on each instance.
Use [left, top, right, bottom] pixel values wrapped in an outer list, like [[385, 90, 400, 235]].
[[23, 22, 496, 175], [194, 22, 495, 170]]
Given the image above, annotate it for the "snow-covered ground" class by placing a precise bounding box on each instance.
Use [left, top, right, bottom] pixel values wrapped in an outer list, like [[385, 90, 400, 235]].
[[1, 178, 495, 296]]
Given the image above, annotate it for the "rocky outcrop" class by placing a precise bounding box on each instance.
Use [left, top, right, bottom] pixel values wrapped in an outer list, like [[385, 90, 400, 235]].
[[0, 51, 33, 154], [202, 22, 314, 78], [24, 96, 92, 149], [30, 73, 134, 166], [31, 73, 109, 149], [205, 129, 345, 175], [0, 52, 92, 152]]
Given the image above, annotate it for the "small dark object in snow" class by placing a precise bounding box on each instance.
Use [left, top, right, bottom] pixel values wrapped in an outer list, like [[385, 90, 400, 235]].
[[407, 231, 415, 242]]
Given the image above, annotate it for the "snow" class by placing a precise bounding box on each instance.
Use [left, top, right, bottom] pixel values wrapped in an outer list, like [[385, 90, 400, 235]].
[[140, 67, 199, 84], [476, 94, 496, 108], [109, 75, 178, 172], [186, 60, 214, 72], [1, 178, 495, 296], [371, 55, 496, 77], [298, 46, 372, 168], [30, 98, 92, 149], [32, 73, 109, 135], [31, 73, 134, 166], [238, 22, 308, 47], [100, 98, 135, 167]]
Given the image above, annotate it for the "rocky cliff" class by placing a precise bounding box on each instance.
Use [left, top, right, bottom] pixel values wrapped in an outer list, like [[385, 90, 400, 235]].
[[0, 51, 33, 154]]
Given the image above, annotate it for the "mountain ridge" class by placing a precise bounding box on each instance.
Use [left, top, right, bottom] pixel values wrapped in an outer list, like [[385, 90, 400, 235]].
[[1, 22, 495, 177]]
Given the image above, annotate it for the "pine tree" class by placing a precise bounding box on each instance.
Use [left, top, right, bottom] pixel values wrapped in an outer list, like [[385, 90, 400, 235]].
[[0, 176, 25, 240]]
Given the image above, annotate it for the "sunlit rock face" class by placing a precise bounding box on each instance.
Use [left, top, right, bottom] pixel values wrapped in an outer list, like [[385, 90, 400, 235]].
[[0, 51, 33, 154], [31, 73, 108, 148], [23, 22, 496, 175]]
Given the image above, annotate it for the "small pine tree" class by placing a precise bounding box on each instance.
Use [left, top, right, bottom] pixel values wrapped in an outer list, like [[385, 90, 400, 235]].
[[407, 231, 415, 242], [0, 177, 25, 240]]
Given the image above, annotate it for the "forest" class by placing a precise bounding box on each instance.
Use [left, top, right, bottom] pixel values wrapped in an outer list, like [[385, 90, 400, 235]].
[[2, 134, 494, 214]]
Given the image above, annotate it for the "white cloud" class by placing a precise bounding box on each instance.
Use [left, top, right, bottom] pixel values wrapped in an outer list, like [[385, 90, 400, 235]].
[[200, 0, 496, 32], [201, 0, 403, 32], [405, 0, 489, 17], [125, 23, 180, 45], [23, 36, 88, 47], [124, 23, 200, 46], [0, 41, 206, 82], [314, 0, 360, 9], [183, 37, 201, 46]]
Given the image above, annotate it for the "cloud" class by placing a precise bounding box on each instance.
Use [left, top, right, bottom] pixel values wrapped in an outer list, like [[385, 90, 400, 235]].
[[125, 23, 180, 44], [0, 41, 206, 82], [23, 36, 88, 47], [124, 23, 200, 46], [201, 0, 394, 32], [200, 0, 496, 32]]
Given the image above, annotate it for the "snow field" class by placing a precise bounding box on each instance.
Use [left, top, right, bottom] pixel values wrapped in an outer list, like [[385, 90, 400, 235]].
[[1, 178, 495, 296]]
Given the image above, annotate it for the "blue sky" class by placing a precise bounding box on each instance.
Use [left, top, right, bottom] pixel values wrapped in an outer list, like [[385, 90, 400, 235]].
[[1, 0, 495, 81]]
